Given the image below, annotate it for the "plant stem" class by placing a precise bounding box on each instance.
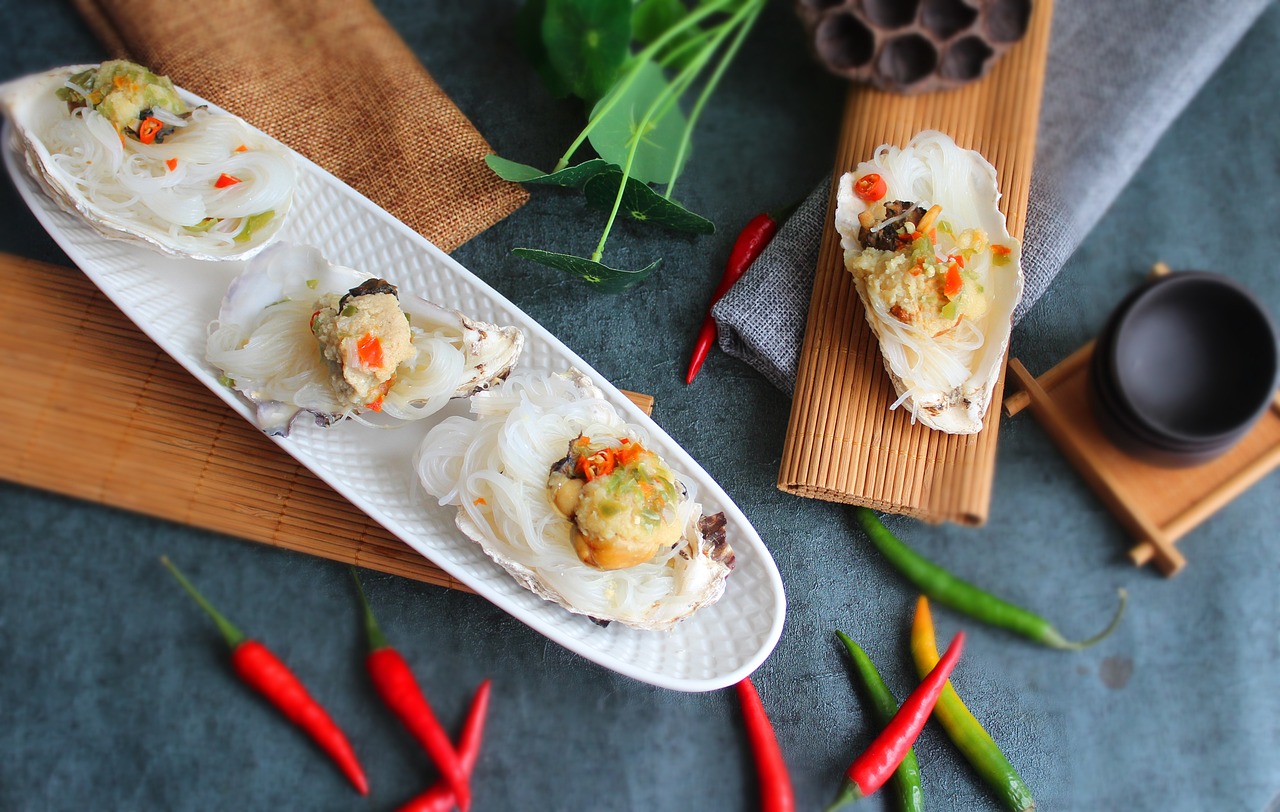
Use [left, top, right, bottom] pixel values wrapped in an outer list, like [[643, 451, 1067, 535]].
[[554, 0, 734, 172], [665, 0, 764, 197], [589, 3, 747, 262]]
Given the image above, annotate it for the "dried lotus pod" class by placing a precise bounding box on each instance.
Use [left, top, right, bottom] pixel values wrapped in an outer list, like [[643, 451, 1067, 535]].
[[795, 0, 1033, 94]]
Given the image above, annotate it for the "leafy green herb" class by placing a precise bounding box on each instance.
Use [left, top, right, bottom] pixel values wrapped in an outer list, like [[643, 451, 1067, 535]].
[[541, 0, 632, 105], [491, 0, 765, 289], [306, 279, 319, 289], [511, 248, 660, 292], [586, 60, 688, 185], [341, 305, 358, 317], [485, 155, 611, 187], [583, 169, 713, 234], [218, 374, 236, 388]]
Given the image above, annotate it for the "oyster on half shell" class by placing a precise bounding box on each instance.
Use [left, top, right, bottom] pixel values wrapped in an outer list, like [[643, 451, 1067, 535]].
[[0, 62, 294, 261], [207, 242, 523, 435], [416, 370, 735, 631], [834, 130, 1024, 434]]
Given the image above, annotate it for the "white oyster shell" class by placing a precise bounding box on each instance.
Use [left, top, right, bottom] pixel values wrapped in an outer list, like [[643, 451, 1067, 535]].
[[834, 130, 1024, 434], [207, 242, 523, 435], [416, 370, 735, 631], [0, 65, 294, 261]]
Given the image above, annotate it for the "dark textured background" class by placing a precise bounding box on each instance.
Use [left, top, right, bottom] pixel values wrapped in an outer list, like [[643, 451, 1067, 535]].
[[2, 2, 1278, 811]]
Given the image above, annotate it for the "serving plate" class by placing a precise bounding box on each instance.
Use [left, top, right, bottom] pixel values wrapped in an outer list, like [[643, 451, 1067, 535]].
[[1, 88, 785, 692]]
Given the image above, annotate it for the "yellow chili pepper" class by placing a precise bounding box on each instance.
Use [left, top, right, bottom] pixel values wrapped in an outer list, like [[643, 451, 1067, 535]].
[[910, 596, 1036, 812]]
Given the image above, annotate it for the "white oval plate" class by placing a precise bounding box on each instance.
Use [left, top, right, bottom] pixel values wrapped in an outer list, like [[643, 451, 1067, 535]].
[[1, 83, 786, 692]]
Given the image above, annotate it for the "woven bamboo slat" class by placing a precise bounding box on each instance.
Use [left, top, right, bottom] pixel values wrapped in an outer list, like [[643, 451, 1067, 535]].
[[778, 0, 1054, 525], [0, 253, 652, 588]]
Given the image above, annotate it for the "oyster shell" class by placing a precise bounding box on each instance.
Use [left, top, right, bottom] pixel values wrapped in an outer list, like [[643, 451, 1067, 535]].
[[416, 369, 735, 631], [207, 242, 523, 435], [0, 63, 294, 261], [834, 130, 1024, 434]]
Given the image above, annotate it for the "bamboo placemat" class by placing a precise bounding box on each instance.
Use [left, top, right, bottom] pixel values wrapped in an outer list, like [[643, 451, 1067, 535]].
[[778, 0, 1053, 525], [0, 253, 653, 588]]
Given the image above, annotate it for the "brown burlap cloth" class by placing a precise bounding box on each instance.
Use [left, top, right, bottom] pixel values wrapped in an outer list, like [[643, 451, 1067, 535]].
[[70, 0, 527, 252]]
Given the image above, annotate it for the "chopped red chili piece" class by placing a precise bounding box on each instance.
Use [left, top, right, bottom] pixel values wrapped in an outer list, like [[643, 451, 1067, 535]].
[[138, 117, 164, 144]]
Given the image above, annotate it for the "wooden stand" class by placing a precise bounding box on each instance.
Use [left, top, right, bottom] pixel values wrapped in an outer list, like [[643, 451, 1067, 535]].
[[1004, 347, 1280, 576]]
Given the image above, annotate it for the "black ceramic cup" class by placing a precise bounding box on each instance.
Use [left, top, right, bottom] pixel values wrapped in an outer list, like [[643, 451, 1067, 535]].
[[1089, 271, 1278, 467]]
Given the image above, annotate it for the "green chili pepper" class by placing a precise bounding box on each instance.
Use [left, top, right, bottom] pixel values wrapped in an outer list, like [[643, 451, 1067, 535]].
[[911, 596, 1035, 812], [834, 631, 924, 812], [853, 508, 1126, 650]]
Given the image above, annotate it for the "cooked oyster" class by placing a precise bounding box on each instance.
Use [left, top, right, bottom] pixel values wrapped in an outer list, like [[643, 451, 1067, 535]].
[[0, 62, 294, 260], [416, 370, 735, 631], [207, 242, 523, 435], [834, 130, 1024, 434]]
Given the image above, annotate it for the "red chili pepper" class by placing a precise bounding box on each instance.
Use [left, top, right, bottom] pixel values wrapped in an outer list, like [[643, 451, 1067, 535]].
[[686, 211, 781, 384], [828, 631, 966, 810], [736, 677, 796, 812], [215, 173, 241, 188], [137, 116, 164, 144], [853, 173, 887, 203], [353, 570, 471, 812], [160, 557, 368, 795], [396, 679, 492, 812]]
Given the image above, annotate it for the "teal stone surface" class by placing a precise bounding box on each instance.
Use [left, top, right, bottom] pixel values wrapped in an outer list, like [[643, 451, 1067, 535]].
[[1, 2, 1278, 810]]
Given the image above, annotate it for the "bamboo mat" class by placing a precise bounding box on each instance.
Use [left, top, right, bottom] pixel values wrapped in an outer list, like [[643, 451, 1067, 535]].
[[0, 252, 654, 588], [778, 0, 1053, 525]]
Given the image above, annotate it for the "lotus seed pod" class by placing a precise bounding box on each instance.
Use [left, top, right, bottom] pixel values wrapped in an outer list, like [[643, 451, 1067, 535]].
[[795, 0, 1033, 94]]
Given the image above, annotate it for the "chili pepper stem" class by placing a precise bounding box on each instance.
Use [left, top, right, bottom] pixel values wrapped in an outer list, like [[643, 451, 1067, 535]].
[[350, 567, 390, 651], [160, 556, 246, 649], [1043, 588, 1128, 650], [826, 778, 862, 811]]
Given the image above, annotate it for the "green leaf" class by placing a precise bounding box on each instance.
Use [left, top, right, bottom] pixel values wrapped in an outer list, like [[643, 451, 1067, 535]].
[[485, 154, 612, 188], [542, 0, 632, 104], [512, 248, 660, 292], [632, 0, 687, 46], [587, 60, 689, 185], [516, 0, 571, 98], [583, 169, 714, 234], [632, 0, 701, 70]]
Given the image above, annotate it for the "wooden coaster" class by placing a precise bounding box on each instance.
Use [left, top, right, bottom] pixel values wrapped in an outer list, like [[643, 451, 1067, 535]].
[[1005, 348, 1280, 576], [0, 252, 653, 588]]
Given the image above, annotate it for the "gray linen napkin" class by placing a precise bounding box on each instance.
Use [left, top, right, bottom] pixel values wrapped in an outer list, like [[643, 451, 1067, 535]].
[[714, 0, 1273, 395]]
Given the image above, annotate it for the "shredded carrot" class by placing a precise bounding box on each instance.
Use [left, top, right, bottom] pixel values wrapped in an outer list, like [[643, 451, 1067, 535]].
[[991, 244, 1012, 256], [165, 158, 178, 171], [944, 265, 963, 298], [357, 333, 384, 369], [366, 397, 384, 412], [215, 173, 241, 188], [949, 253, 966, 269], [235, 145, 248, 152], [617, 441, 643, 467], [473, 497, 487, 506]]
